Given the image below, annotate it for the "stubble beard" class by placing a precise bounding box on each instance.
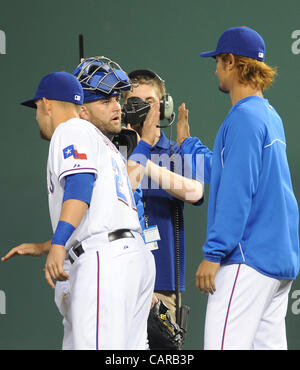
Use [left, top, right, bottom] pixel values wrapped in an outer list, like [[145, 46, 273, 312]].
[[39, 129, 51, 141], [98, 120, 122, 141], [218, 85, 230, 94]]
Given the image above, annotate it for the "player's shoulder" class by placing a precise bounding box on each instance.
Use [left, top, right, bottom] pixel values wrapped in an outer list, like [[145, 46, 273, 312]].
[[231, 97, 270, 121], [57, 117, 96, 132], [226, 97, 269, 133], [53, 118, 98, 141]]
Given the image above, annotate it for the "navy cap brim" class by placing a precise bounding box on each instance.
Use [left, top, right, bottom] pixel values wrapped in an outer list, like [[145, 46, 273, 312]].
[[200, 50, 219, 58], [20, 98, 37, 109]]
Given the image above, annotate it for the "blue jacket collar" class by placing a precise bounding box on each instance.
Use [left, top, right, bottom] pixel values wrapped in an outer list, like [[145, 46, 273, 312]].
[[154, 130, 171, 149]]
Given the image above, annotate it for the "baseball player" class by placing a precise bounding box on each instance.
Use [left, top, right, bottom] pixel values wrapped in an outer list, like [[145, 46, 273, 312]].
[[18, 70, 156, 350], [2, 57, 158, 350], [177, 26, 299, 349]]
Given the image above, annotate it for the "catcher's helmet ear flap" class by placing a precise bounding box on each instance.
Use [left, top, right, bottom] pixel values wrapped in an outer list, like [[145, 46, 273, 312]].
[[128, 69, 174, 122]]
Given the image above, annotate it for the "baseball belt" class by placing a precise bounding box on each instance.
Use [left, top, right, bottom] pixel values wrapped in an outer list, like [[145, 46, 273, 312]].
[[68, 229, 134, 264]]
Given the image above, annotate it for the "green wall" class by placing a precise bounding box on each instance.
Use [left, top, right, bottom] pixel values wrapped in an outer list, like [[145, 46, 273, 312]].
[[0, 0, 299, 349]]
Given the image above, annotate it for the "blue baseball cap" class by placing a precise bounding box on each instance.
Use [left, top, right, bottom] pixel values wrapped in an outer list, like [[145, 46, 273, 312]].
[[21, 71, 84, 108], [200, 26, 266, 61]]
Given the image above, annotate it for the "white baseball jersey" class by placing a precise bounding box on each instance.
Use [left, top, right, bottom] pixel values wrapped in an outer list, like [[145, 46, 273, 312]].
[[47, 117, 142, 251], [49, 117, 155, 350]]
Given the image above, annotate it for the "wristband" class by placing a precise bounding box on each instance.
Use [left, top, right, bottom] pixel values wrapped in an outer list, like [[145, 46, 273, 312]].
[[51, 220, 75, 247], [128, 140, 152, 167]]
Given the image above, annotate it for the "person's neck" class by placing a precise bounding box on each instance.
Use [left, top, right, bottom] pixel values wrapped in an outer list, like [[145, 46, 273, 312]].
[[230, 83, 263, 106], [52, 111, 79, 131], [152, 130, 161, 146]]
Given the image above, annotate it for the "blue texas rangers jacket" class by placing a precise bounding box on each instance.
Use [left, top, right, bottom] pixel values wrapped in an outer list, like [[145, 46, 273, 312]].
[[181, 96, 299, 280]]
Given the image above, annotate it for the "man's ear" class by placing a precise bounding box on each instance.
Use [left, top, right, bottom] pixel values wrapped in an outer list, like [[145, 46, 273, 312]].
[[79, 104, 89, 120], [42, 97, 52, 115], [227, 53, 236, 71]]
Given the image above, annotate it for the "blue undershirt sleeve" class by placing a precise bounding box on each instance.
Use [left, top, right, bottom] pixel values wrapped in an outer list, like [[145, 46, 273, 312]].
[[63, 173, 96, 205]]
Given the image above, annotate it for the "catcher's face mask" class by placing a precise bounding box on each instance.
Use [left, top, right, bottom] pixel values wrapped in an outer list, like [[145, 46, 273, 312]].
[[73, 56, 132, 100]]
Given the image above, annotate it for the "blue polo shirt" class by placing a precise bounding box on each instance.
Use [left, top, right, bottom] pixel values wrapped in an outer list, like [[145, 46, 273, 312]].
[[138, 131, 203, 291]]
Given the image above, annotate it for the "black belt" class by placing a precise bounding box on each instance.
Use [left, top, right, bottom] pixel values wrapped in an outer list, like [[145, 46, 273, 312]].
[[108, 229, 134, 242], [68, 244, 84, 264], [68, 229, 134, 264]]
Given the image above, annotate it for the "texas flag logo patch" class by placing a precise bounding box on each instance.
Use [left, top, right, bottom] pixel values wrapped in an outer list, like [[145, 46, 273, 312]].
[[63, 144, 87, 160]]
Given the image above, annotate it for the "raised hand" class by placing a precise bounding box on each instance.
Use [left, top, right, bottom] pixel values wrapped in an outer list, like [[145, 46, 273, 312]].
[[176, 103, 190, 146]]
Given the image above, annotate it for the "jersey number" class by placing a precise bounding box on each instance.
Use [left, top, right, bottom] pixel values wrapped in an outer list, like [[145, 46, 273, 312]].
[[112, 157, 137, 211]]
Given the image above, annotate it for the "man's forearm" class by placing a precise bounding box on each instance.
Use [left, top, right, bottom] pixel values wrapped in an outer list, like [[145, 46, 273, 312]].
[[59, 199, 89, 228], [146, 160, 203, 203], [126, 160, 147, 192]]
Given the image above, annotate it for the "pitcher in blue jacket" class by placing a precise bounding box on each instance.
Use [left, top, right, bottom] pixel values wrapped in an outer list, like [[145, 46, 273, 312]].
[[177, 26, 299, 350]]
